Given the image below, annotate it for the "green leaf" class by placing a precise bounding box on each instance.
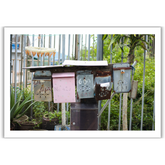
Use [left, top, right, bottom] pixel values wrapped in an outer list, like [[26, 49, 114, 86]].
[[14, 93, 33, 116], [14, 99, 34, 118], [102, 34, 108, 40], [15, 101, 36, 119], [10, 100, 21, 121]]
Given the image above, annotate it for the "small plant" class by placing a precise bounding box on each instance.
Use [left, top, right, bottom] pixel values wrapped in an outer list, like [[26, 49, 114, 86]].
[[33, 101, 46, 124], [43, 110, 70, 124], [44, 111, 62, 123]]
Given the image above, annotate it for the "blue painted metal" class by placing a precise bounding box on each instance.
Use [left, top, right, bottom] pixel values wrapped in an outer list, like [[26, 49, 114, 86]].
[[78, 35, 80, 60], [23, 35, 26, 91], [14, 35, 18, 103], [88, 34, 90, 61], [53, 35, 56, 65], [68, 34, 70, 60], [62, 34, 65, 63], [97, 34, 103, 130], [108, 35, 113, 130], [119, 36, 123, 130], [58, 34, 61, 65], [152, 89, 155, 130], [96, 34, 103, 61], [141, 35, 148, 131], [30, 34, 35, 119], [54, 125, 70, 131], [81, 34, 83, 60]]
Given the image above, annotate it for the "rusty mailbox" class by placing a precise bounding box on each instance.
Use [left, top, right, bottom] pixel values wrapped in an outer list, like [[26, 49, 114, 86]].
[[94, 71, 112, 100], [76, 70, 94, 99], [33, 70, 52, 102], [113, 63, 132, 93]]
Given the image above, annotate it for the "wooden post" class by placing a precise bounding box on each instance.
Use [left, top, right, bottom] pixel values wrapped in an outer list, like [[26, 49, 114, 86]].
[[122, 93, 128, 130], [62, 103, 66, 126]]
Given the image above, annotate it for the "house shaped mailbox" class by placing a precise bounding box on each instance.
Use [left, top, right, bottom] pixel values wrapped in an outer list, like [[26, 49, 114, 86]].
[[113, 63, 132, 93], [94, 71, 112, 100], [76, 70, 94, 99], [33, 70, 52, 102], [52, 72, 76, 103]]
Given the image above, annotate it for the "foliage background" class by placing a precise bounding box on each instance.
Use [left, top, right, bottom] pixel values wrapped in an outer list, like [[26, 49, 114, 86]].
[[80, 34, 155, 130]]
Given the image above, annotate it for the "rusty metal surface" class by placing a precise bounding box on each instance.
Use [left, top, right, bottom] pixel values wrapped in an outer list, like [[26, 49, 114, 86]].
[[113, 67, 132, 70], [95, 84, 111, 101], [94, 71, 112, 101], [27, 64, 113, 80]]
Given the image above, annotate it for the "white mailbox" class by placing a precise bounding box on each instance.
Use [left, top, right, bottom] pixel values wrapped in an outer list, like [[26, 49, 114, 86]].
[[113, 63, 132, 93]]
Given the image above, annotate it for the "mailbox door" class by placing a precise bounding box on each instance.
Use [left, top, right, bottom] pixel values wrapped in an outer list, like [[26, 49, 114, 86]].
[[113, 63, 132, 93], [94, 71, 111, 100], [52, 72, 75, 103], [53, 77, 75, 103], [77, 74, 94, 99], [70, 103, 98, 130], [33, 80, 52, 102]]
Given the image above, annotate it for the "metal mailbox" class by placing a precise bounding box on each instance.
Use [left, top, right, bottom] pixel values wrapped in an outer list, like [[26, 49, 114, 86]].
[[94, 71, 112, 100], [52, 72, 76, 103], [76, 70, 94, 99], [33, 70, 52, 102], [113, 63, 132, 93], [70, 102, 98, 130]]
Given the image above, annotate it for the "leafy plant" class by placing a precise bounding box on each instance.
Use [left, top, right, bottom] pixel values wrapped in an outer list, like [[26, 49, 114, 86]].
[[33, 101, 46, 123], [10, 86, 36, 123], [103, 34, 154, 64]]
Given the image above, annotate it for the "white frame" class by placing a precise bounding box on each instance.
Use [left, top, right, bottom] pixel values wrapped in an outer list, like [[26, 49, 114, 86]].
[[4, 27, 161, 138]]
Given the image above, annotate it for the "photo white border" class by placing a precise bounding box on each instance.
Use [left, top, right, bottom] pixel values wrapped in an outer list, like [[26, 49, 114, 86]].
[[4, 27, 161, 138]]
